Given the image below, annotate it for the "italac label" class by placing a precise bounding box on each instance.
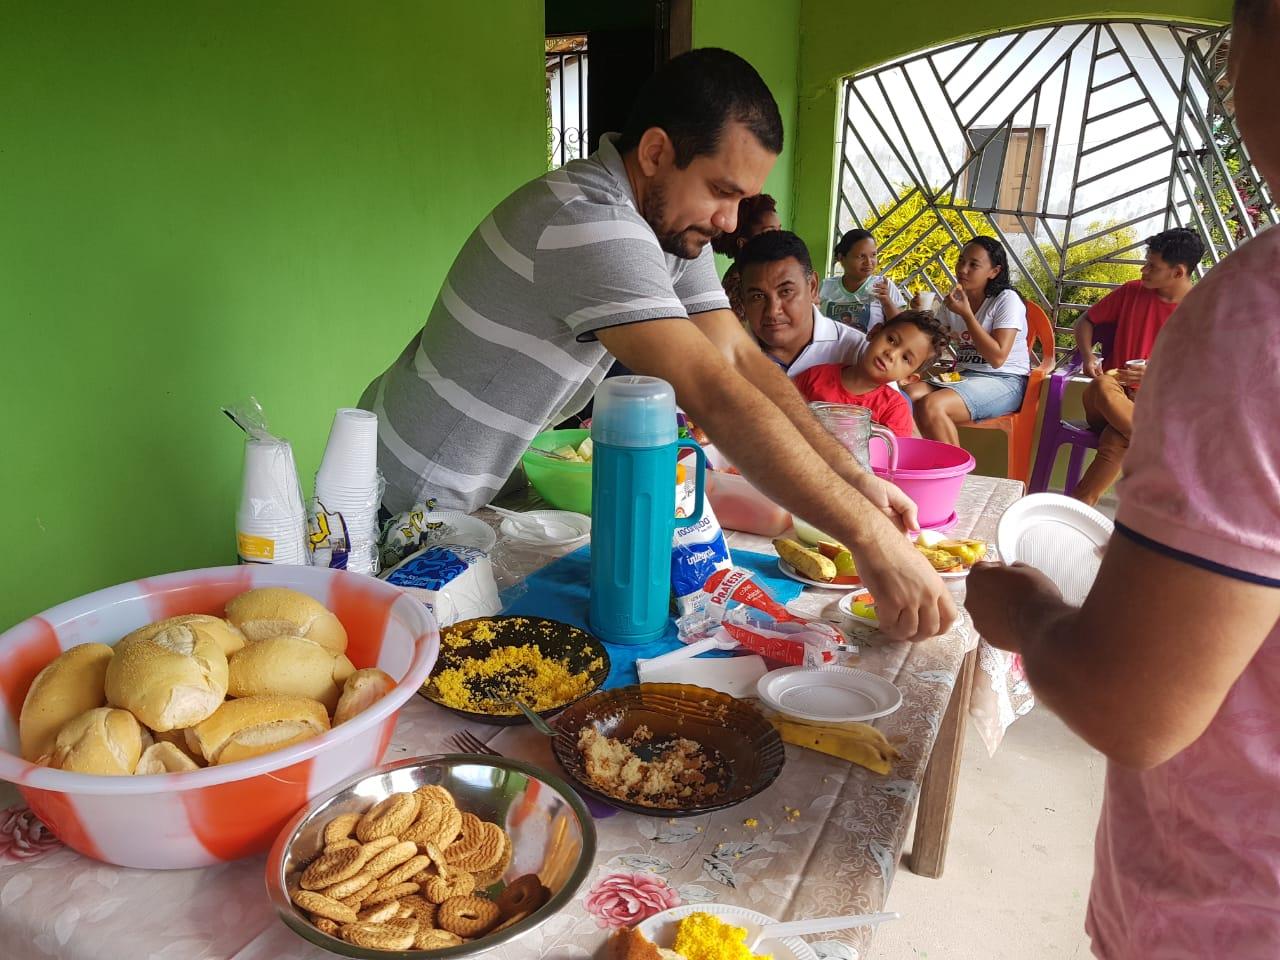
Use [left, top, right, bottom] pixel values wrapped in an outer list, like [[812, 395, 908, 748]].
[[237, 532, 275, 560]]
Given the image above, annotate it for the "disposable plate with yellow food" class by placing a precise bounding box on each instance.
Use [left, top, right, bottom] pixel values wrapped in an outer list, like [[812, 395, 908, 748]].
[[267, 754, 595, 958], [774, 534, 990, 586], [420, 616, 611, 726], [617, 904, 819, 960], [551, 683, 785, 818]]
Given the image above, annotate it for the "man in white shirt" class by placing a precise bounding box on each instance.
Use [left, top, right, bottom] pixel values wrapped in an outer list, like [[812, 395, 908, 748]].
[[738, 231, 867, 376]]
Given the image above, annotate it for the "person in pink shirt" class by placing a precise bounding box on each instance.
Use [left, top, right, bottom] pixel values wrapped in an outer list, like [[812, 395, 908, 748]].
[[965, 2, 1280, 956]]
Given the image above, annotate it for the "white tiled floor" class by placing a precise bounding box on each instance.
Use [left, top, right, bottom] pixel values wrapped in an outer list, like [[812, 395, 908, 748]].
[[872, 708, 1105, 959]]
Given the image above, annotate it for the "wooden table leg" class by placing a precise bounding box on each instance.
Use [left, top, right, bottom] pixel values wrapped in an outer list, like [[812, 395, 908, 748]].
[[910, 645, 979, 878]]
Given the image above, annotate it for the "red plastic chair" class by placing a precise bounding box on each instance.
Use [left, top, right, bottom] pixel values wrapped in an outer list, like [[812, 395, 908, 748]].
[[959, 301, 1055, 487], [1029, 324, 1116, 494]]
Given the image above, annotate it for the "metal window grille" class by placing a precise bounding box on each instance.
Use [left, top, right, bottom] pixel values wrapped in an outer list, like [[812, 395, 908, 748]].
[[835, 20, 1278, 350], [546, 36, 588, 169]]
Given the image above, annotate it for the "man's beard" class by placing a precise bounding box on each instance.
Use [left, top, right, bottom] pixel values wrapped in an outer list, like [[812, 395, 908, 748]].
[[645, 179, 719, 259]]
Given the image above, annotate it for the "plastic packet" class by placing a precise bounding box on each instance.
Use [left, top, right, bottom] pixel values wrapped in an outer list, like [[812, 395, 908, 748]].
[[677, 567, 856, 666], [309, 480, 385, 575], [222, 397, 308, 565], [380, 544, 501, 627], [671, 451, 732, 615]]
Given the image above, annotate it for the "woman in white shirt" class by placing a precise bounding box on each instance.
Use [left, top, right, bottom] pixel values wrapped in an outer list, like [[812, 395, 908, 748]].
[[907, 237, 1029, 443], [819, 229, 907, 333]]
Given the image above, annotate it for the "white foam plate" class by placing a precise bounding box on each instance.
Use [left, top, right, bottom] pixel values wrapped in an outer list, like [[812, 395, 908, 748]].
[[777, 558, 860, 590], [498, 509, 590, 546], [415, 510, 498, 554], [996, 493, 1113, 606], [638, 904, 820, 960], [837, 589, 879, 627], [756, 665, 902, 723]]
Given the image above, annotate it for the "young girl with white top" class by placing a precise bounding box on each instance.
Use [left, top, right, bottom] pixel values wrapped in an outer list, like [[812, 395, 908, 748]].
[[907, 237, 1028, 442]]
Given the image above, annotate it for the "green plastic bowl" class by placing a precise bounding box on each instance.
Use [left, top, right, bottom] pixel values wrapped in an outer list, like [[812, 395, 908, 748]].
[[522, 428, 593, 515]]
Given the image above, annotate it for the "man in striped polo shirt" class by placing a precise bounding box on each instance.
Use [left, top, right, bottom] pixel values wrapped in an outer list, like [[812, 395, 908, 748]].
[[361, 48, 955, 642]]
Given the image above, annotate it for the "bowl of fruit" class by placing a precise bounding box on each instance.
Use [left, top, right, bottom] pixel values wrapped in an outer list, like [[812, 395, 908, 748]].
[[521, 429, 594, 514]]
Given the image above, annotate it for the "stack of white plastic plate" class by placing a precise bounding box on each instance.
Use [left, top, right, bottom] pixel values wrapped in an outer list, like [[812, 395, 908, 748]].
[[996, 493, 1113, 606]]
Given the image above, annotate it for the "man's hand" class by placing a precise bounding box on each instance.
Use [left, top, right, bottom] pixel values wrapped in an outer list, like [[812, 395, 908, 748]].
[[964, 562, 1064, 654], [850, 471, 919, 532], [1082, 356, 1104, 379], [1115, 365, 1146, 389], [853, 535, 957, 643]]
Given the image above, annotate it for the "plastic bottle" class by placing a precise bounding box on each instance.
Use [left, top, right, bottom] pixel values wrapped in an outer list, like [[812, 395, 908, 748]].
[[588, 377, 706, 645]]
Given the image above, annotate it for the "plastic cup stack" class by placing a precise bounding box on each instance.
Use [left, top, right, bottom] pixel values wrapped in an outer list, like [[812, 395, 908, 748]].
[[236, 438, 308, 564], [313, 408, 382, 575]]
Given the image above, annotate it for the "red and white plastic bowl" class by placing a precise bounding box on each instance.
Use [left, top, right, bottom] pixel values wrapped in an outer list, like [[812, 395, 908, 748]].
[[0, 565, 439, 869]]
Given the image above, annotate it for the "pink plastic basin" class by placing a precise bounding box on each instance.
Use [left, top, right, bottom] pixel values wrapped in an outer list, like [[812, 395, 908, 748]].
[[0, 565, 439, 869], [870, 437, 976, 528]]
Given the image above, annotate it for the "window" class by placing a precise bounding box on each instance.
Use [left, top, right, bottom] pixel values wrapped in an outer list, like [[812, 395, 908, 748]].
[[546, 36, 588, 169], [966, 127, 1046, 233]]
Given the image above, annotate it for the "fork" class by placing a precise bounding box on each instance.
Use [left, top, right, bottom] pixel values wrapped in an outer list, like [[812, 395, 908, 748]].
[[447, 730, 497, 755]]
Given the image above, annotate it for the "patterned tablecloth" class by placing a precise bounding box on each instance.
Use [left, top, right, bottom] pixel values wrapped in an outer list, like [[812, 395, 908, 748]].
[[0, 475, 1026, 960]]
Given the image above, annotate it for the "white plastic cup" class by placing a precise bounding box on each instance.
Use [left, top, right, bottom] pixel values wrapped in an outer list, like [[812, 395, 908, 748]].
[[240, 440, 306, 519], [316, 409, 379, 486], [916, 290, 937, 312]]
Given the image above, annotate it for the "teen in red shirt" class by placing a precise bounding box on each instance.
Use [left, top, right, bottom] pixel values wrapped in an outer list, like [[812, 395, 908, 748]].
[[791, 312, 949, 437], [1071, 227, 1204, 504]]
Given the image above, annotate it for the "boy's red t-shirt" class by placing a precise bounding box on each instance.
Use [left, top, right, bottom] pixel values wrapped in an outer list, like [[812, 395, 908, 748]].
[[1087, 279, 1180, 369], [791, 363, 914, 438]]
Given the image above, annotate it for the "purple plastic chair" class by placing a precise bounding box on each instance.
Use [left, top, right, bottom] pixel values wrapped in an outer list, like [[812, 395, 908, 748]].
[[1029, 324, 1116, 494]]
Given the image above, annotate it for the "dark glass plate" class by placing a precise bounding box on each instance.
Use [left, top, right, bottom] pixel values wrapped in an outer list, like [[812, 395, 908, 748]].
[[551, 683, 786, 817], [419, 616, 611, 726]]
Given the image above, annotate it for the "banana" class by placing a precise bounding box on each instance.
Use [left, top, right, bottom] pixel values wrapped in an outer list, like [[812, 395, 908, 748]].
[[767, 714, 900, 775], [772, 538, 836, 582]]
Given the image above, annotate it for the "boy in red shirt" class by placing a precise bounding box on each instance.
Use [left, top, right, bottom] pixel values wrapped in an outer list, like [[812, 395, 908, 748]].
[[1071, 227, 1204, 504], [791, 312, 949, 437]]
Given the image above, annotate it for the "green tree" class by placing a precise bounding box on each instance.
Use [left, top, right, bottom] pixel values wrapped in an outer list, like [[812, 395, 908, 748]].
[[866, 189, 996, 292], [1014, 223, 1142, 347]]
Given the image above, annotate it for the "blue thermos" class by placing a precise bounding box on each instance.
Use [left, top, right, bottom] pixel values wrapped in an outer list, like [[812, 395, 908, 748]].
[[589, 376, 706, 645]]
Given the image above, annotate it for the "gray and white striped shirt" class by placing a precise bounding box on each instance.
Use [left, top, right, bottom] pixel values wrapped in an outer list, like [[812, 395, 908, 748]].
[[360, 135, 730, 512]]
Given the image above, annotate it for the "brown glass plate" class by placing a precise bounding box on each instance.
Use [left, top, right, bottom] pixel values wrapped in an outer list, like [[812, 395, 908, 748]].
[[419, 616, 611, 726], [550, 683, 786, 817]]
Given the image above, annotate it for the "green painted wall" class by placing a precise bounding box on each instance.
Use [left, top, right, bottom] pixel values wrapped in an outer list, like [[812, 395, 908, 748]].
[[694, 0, 802, 227], [788, 0, 1230, 480], [0, 2, 546, 631]]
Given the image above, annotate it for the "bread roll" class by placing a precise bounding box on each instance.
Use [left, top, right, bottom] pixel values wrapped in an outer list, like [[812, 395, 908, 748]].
[[151, 726, 205, 765], [49, 707, 145, 775], [120, 615, 246, 658], [104, 631, 229, 732], [19, 643, 114, 762], [227, 636, 355, 712], [225, 587, 347, 654], [334, 668, 397, 724], [135, 741, 201, 775], [189, 695, 330, 765]]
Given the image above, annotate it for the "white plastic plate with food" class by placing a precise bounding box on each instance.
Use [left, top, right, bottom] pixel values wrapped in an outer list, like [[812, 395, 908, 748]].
[[638, 903, 820, 960], [837, 589, 880, 627], [776, 559, 860, 590], [756, 665, 903, 723]]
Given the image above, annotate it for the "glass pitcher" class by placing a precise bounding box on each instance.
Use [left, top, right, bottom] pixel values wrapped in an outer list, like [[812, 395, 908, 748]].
[[809, 402, 899, 474]]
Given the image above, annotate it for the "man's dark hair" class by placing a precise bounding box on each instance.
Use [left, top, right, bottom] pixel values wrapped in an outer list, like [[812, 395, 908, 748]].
[[1235, 0, 1268, 25], [963, 236, 1014, 300], [736, 230, 814, 278], [834, 228, 875, 259], [711, 193, 779, 256], [1145, 227, 1205, 272], [875, 311, 951, 372], [616, 48, 783, 167]]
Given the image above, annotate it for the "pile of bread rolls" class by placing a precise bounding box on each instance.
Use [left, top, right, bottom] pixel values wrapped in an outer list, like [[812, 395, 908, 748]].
[[19, 587, 399, 776]]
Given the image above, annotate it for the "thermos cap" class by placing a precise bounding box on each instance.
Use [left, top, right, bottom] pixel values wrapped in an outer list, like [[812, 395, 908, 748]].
[[590, 376, 678, 448]]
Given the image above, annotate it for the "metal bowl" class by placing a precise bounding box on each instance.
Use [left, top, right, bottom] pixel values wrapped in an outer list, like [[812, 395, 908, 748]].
[[551, 683, 786, 818], [420, 616, 611, 726], [266, 755, 596, 958]]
